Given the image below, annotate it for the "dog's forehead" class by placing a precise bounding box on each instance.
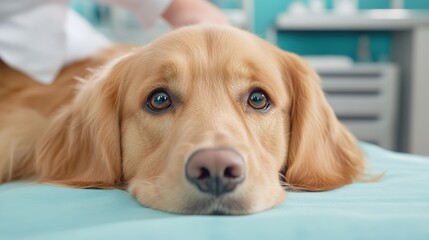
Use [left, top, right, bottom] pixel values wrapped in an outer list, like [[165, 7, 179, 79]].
[[143, 26, 274, 65], [138, 26, 282, 83]]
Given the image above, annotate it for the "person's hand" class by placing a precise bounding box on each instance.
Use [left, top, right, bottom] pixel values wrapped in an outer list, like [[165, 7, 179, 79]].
[[163, 0, 229, 28]]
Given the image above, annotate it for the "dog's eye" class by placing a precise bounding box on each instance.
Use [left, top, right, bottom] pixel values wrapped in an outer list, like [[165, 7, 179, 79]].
[[147, 90, 172, 112], [248, 90, 270, 111]]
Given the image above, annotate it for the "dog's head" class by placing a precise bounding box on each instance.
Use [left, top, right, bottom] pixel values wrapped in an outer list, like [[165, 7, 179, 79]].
[[36, 26, 364, 214]]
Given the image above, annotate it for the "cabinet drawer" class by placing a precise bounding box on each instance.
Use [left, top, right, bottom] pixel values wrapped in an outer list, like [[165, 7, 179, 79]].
[[326, 95, 382, 117], [322, 78, 382, 92], [317, 64, 398, 150], [341, 120, 383, 144]]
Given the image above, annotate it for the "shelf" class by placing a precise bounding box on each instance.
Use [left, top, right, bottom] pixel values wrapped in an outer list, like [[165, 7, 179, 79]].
[[276, 10, 429, 30]]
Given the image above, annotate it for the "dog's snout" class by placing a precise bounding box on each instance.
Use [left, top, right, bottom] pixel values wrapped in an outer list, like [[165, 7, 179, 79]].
[[186, 149, 245, 197]]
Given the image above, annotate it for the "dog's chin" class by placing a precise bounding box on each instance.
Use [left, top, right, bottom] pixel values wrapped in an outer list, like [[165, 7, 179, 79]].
[[180, 196, 252, 215], [136, 196, 250, 215], [139, 194, 282, 215], [129, 180, 285, 215]]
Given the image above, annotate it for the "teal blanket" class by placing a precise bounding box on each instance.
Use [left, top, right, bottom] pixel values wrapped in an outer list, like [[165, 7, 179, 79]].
[[1, 143, 428, 240]]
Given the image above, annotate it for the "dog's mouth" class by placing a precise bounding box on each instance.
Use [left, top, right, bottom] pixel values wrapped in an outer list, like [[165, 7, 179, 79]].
[[210, 210, 227, 215], [181, 195, 250, 215]]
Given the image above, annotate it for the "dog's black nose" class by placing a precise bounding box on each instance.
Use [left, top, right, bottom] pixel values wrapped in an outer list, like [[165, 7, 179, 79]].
[[186, 149, 245, 197]]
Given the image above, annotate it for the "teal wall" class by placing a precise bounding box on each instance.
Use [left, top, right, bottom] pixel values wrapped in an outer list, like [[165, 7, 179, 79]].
[[276, 31, 391, 62], [405, 0, 429, 8], [209, 0, 242, 8], [254, 0, 429, 61]]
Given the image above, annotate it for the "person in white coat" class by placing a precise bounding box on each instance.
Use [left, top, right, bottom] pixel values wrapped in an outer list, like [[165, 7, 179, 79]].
[[0, 0, 229, 84]]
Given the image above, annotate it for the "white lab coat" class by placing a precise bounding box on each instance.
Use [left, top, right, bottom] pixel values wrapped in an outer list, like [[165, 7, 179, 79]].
[[0, 0, 171, 84]]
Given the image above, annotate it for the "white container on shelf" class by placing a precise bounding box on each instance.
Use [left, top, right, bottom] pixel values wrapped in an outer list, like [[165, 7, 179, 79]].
[[334, 0, 358, 14], [309, 0, 326, 14]]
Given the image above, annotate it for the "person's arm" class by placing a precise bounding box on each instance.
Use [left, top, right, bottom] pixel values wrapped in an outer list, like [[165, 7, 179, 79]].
[[162, 0, 229, 28], [96, 0, 229, 28]]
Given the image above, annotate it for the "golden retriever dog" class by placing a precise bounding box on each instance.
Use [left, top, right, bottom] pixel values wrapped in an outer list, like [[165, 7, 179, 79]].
[[0, 25, 364, 214]]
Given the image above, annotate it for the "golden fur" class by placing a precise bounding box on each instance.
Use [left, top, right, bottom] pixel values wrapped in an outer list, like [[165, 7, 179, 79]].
[[0, 26, 364, 214]]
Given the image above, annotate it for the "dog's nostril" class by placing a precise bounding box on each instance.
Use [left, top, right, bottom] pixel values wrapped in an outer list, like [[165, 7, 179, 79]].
[[198, 167, 211, 179], [224, 166, 239, 179]]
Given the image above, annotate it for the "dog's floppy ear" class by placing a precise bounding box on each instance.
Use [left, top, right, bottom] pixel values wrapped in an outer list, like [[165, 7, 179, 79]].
[[35, 54, 134, 188], [280, 52, 364, 191]]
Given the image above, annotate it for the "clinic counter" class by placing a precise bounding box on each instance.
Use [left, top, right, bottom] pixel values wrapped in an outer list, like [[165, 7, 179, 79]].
[[276, 10, 429, 30]]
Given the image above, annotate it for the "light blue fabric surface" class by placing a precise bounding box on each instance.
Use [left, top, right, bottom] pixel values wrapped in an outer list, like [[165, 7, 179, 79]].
[[1, 143, 428, 240]]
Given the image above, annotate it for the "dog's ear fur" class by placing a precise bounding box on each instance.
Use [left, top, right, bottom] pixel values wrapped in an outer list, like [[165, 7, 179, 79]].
[[35, 54, 134, 188], [279, 52, 364, 191]]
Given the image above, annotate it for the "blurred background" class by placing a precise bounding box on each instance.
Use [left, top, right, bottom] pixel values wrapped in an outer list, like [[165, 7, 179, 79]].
[[71, 0, 429, 156]]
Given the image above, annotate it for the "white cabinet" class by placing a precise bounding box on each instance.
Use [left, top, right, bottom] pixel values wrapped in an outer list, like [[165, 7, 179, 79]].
[[317, 64, 399, 150]]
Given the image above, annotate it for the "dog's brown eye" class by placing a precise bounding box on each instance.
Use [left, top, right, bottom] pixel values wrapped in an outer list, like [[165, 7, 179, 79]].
[[147, 90, 172, 112], [248, 90, 270, 110]]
